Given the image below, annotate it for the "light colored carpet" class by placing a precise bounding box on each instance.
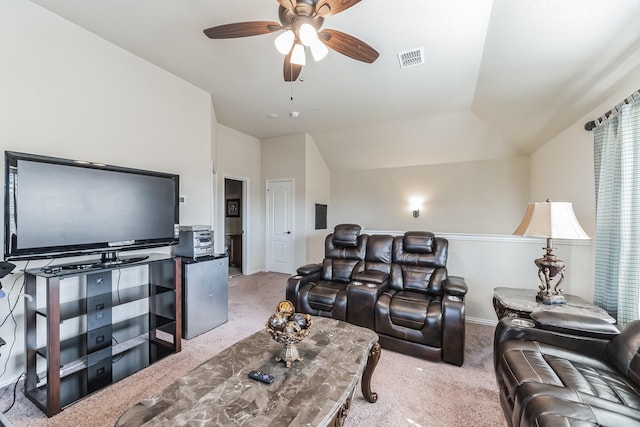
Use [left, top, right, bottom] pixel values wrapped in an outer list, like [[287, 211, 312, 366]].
[[0, 272, 505, 426]]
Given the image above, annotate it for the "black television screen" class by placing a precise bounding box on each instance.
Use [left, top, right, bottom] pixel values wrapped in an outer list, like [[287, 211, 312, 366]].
[[4, 151, 179, 262]]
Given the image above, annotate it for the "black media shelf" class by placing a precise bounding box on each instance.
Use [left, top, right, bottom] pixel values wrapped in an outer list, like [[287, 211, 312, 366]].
[[24, 255, 182, 417]]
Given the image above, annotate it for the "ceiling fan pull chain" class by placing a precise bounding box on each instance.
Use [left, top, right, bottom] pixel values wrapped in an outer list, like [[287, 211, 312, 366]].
[[290, 64, 294, 101]]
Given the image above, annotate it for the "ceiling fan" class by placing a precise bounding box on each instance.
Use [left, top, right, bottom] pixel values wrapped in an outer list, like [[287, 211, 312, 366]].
[[203, 0, 379, 82]]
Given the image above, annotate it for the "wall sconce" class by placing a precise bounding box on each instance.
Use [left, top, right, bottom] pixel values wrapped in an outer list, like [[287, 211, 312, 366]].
[[409, 196, 424, 219]]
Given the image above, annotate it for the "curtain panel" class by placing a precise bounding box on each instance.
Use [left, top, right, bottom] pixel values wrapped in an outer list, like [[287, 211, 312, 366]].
[[593, 93, 640, 325]]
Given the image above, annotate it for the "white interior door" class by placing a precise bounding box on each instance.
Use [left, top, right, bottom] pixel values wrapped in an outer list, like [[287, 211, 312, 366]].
[[266, 179, 293, 273]]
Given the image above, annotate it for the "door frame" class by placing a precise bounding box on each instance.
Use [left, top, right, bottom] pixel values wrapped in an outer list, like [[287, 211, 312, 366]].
[[223, 174, 248, 275], [265, 178, 295, 273]]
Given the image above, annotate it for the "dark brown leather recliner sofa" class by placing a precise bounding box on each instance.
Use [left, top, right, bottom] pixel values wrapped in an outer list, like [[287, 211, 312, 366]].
[[286, 224, 468, 366], [494, 311, 640, 427]]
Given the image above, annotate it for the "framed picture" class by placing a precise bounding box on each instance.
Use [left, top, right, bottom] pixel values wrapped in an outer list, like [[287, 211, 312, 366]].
[[226, 199, 240, 217]]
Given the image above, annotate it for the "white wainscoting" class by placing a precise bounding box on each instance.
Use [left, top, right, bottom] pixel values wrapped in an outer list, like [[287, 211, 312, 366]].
[[365, 230, 594, 325]]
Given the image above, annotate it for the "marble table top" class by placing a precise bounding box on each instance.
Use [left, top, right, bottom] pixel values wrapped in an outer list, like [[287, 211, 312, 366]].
[[115, 317, 379, 427], [493, 287, 615, 323]]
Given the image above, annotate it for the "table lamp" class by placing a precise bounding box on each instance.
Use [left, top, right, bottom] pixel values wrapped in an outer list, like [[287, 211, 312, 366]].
[[513, 199, 589, 304]]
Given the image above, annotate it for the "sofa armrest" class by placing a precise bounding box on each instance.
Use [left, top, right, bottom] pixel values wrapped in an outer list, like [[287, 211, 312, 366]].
[[530, 311, 620, 340], [493, 317, 611, 375], [444, 275, 468, 297], [352, 270, 388, 285], [285, 266, 322, 304], [296, 263, 322, 276], [346, 278, 388, 331]]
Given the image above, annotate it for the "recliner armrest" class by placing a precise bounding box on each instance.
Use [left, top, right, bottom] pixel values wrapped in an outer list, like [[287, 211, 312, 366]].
[[352, 270, 388, 285], [493, 316, 612, 376], [444, 275, 468, 297], [529, 311, 620, 340], [286, 265, 322, 304], [296, 263, 322, 276]]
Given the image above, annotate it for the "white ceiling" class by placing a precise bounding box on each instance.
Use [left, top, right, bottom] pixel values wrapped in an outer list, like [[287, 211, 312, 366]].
[[29, 0, 640, 169]]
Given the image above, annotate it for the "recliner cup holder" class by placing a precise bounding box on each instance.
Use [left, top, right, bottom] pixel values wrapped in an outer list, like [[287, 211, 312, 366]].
[[511, 318, 535, 328]]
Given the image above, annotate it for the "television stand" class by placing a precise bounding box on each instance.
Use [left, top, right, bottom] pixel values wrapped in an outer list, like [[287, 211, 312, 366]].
[[41, 254, 150, 274], [97, 254, 149, 267], [24, 254, 182, 417]]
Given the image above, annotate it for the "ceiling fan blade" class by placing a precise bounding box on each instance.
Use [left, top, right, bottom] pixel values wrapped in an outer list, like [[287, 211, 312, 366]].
[[315, 0, 361, 17], [283, 53, 303, 82], [277, 0, 296, 11], [203, 21, 281, 39], [319, 29, 379, 63]]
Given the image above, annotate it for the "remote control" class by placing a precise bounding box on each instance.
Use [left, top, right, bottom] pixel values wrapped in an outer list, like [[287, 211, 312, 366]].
[[248, 370, 275, 384]]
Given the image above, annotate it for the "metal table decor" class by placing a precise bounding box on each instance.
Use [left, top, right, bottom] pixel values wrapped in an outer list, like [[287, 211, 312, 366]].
[[266, 300, 313, 367]]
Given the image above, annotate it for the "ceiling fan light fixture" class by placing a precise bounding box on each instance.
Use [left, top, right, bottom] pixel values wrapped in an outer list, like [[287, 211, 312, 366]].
[[298, 23, 318, 46], [275, 30, 295, 54], [291, 43, 306, 65], [310, 40, 328, 61]]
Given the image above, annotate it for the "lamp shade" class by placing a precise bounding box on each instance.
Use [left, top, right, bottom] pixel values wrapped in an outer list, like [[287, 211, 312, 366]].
[[513, 201, 589, 240]]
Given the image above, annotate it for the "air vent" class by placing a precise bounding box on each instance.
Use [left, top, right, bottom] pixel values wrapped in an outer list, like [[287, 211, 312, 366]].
[[398, 48, 424, 69]]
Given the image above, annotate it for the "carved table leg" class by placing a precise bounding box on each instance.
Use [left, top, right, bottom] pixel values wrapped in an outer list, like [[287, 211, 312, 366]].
[[361, 342, 381, 403], [330, 386, 355, 427]]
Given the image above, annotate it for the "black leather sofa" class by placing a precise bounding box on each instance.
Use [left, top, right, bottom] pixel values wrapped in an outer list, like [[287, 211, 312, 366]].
[[494, 311, 640, 427], [286, 224, 468, 366]]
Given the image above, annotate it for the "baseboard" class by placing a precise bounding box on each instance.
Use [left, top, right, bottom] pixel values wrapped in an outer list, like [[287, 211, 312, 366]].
[[0, 372, 22, 391], [467, 316, 498, 327]]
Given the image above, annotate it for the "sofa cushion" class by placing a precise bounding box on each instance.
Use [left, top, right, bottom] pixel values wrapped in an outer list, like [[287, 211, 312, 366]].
[[307, 281, 347, 312], [363, 234, 393, 276], [519, 392, 640, 427], [403, 231, 434, 254], [322, 258, 361, 283], [325, 234, 367, 261], [388, 291, 432, 329], [376, 290, 443, 348], [332, 224, 361, 247], [390, 264, 447, 295]]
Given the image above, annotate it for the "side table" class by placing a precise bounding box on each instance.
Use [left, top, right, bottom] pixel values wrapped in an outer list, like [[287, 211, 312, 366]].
[[493, 287, 615, 323]]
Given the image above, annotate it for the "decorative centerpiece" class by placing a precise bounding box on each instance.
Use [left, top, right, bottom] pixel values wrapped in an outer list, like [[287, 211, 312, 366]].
[[266, 300, 312, 367]]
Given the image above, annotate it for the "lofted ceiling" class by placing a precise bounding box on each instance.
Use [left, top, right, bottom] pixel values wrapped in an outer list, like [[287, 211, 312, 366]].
[[29, 0, 640, 170]]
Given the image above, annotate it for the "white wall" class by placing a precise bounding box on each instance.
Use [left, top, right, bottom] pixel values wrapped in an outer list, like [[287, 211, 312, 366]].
[[444, 235, 593, 322], [529, 76, 640, 306], [330, 156, 530, 234], [0, 1, 213, 386], [304, 135, 330, 263], [215, 124, 264, 274], [262, 134, 307, 270]]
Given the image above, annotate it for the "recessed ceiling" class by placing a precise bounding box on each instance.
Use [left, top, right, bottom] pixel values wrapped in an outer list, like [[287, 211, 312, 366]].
[[29, 0, 640, 169]]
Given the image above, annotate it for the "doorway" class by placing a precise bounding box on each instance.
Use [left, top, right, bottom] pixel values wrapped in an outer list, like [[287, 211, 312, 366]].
[[224, 178, 243, 277]]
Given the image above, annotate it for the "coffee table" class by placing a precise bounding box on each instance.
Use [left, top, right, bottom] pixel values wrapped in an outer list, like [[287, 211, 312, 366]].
[[115, 317, 380, 426]]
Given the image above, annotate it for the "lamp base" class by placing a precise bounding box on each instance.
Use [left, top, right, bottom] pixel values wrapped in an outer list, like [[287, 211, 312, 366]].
[[536, 292, 566, 305], [534, 241, 567, 305]]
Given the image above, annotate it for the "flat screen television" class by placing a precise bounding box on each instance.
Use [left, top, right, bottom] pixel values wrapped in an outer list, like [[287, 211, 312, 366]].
[[3, 151, 179, 265]]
